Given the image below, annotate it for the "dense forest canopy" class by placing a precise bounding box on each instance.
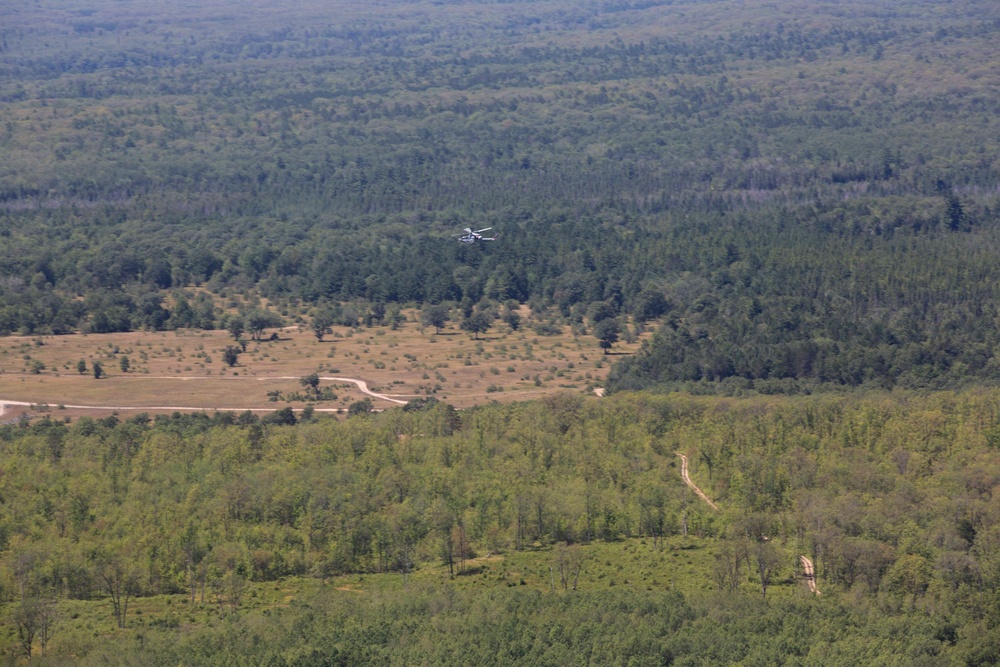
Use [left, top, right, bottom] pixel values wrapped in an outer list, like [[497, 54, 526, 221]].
[[2, 0, 1000, 389], [4, 390, 1000, 663]]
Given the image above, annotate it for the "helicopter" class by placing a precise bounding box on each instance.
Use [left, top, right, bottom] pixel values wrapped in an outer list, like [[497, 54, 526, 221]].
[[458, 227, 498, 244]]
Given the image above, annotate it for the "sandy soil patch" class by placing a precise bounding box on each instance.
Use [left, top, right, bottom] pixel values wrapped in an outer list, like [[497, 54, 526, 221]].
[[0, 313, 638, 419]]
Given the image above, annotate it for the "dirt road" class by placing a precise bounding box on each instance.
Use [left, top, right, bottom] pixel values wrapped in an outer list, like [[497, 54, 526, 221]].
[[145, 375, 413, 405], [320, 376, 411, 404], [799, 555, 821, 595], [676, 452, 821, 595], [676, 453, 720, 510], [0, 374, 411, 416]]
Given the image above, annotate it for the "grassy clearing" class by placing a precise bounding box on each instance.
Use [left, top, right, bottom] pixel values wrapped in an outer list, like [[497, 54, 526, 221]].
[[2, 534, 811, 658], [0, 311, 646, 419]]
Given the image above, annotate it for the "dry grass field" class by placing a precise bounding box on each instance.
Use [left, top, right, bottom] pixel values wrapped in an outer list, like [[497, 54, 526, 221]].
[[0, 310, 642, 421]]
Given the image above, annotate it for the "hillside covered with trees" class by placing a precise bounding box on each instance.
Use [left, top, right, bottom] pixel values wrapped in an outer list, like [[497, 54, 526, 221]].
[[2, 0, 1000, 390], [4, 391, 1000, 663]]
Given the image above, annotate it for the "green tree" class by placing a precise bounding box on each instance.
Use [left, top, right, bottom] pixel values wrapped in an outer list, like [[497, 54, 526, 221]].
[[137, 292, 170, 330], [633, 290, 669, 322], [14, 598, 40, 658], [503, 308, 521, 331], [588, 300, 619, 324], [367, 302, 386, 327], [552, 542, 585, 591], [348, 398, 373, 417], [262, 407, 297, 425], [461, 310, 492, 340], [300, 373, 320, 396], [119, 355, 130, 373], [244, 310, 283, 341], [594, 318, 621, 354], [885, 553, 932, 597], [11, 595, 58, 658], [386, 305, 406, 330], [227, 316, 245, 341], [713, 540, 749, 593], [945, 192, 966, 231], [751, 540, 782, 598], [421, 305, 450, 334], [170, 293, 198, 329], [92, 361, 104, 379], [312, 310, 335, 342], [222, 346, 241, 367], [77, 359, 87, 375], [96, 550, 141, 629]]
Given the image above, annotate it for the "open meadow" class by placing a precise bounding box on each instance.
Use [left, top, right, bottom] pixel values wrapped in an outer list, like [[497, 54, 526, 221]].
[[0, 310, 640, 421], [21, 535, 756, 662]]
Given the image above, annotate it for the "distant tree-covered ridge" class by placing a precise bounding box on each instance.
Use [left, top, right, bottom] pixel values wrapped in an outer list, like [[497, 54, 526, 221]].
[[2, 0, 1000, 390]]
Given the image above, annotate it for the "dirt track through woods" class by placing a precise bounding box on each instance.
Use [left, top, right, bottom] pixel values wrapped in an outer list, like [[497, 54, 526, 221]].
[[676, 452, 821, 595], [800, 555, 821, 595], [676, 453, 720, 510]]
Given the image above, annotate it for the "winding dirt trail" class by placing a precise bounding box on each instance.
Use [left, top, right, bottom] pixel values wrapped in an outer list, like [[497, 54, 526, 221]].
[[799, 555, 821, 595], [0, 374, 412, 416], [320, 376, 412, 404], [676, 453, 719, 510], [676, 452, 821, 595]]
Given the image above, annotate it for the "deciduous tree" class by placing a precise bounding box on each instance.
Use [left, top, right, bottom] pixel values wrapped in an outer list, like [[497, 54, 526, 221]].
[[222, 345, 241, 367], [244, 309, 283, 341], [421, 305, 450, 334], [461, 310, 492, 340], [594, 318, 621, 355]]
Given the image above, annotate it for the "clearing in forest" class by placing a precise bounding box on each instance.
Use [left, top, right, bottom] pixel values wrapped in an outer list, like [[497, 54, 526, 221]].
[[0, 311, 642, 420]]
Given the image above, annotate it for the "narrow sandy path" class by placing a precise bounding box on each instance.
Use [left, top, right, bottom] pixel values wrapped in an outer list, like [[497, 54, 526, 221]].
[[141, 375, 413, 404], [320, 376, 411, 404], [799, 555, 821, 595], [677, 452, 821, 595], [0, 375, 412, 415], [676, 453, 720, 510]]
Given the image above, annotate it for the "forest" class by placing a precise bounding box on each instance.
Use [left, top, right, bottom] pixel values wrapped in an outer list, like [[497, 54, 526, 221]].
[[5, 0, 1000, 662], [1, 0, 1000, 390], [4, 390, 1000, 664]]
